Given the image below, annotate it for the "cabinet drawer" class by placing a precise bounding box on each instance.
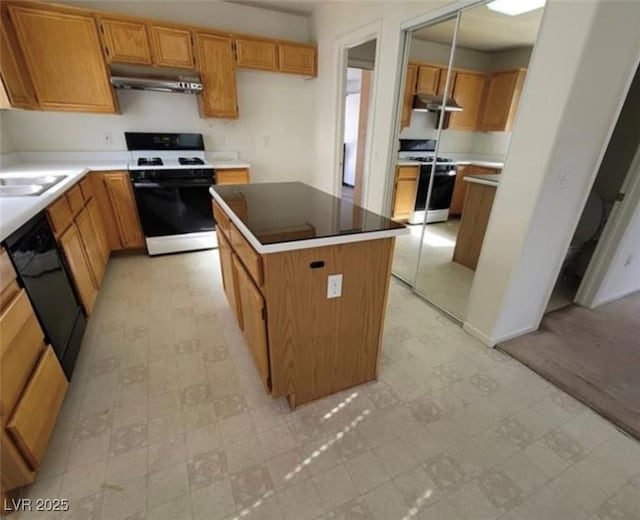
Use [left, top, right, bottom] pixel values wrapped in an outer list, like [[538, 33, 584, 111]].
[[66, 184, 84, 215], [396, 165, 419, 180], [230, 223, 263, 286], [47, 196, 73, 236], [1, 290, 45, 418], [216, 168, 250, 185], [79, 177, 94, 200], [7, 346, 68, 468], [212, 201, 230, 237]]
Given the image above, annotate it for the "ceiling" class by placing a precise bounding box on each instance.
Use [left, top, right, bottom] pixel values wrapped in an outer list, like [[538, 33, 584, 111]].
[[412, 3, 544, 52], [222, 0, 318, 16]]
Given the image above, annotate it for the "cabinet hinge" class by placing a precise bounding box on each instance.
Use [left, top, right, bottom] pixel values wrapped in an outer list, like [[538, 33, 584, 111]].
[[232, 41, 238, 61], [261, 307, 266, 321], [100, 24, 105, 34], [615, 192, 625, 202]]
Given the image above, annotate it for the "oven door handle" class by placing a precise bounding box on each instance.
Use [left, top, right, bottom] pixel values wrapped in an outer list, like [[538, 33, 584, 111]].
[[132, 180, 213, 188]]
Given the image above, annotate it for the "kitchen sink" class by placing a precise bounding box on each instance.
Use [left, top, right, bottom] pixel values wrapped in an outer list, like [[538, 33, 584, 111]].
[[0, 174, 67, 197]]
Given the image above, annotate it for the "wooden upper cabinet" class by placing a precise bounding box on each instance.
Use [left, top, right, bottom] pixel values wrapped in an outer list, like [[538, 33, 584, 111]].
[[479, 69, 526, 132], [415, 65, 440, 95], [197, 32, 238, 119], [150, 25, 195, 69], [437, 69, 455, 97], [99, 17, 152, 65], [448, 72, 485, 131], [102, 172, 145, 249], [278, 43, 316, 76], [7, 5, 116, 113], [401, 63, 417, 129], [234, 37, 277, 71], [0, 15, 38, 110]]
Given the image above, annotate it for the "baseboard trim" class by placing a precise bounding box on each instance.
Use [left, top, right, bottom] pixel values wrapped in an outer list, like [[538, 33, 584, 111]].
[[462, 322, 495, 347]]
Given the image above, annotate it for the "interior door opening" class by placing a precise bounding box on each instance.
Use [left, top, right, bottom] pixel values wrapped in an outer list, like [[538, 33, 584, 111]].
[[546, 63, 640, 313], [340, 40, 376, 206]]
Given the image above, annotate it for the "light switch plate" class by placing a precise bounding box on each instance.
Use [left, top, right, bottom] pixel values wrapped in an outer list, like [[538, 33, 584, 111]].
[[327, 274, 343, 299]]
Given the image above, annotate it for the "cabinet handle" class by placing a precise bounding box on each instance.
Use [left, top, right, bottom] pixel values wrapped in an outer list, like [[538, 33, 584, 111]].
[[310, 261, 325, 269]]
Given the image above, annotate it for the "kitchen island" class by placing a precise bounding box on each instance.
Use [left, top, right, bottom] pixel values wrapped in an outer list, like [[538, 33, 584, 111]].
[[210, 182, 407, 408], [453, 174, 500, 270]]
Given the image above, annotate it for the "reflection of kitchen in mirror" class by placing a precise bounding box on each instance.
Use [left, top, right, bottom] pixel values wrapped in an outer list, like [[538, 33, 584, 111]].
[[391, 0, 545, 319]]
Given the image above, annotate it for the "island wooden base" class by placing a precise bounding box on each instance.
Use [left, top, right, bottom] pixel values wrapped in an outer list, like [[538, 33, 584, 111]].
[[214, 199, 397, 409], [264, 238, 394, 407], [453, 182, 496, 271]]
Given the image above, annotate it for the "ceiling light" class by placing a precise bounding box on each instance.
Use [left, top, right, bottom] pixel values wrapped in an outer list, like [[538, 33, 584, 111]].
[[487, 0, 545, 16]]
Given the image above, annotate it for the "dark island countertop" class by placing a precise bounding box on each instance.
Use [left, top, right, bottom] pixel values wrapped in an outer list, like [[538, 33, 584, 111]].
[[210, 182, 408, 254]]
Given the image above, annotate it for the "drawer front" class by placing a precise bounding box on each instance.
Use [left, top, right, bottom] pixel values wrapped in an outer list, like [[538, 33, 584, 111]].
[[0, 290, 45, 418], [0, 248, 17, 293], [229, 223, 263, 286], [1, 429, 35, 491], [47, 196, 73, 236], [212, 201, 230, 236], [397, 165, 419, 180], [66, 184, 84, 215], [216, 168, 249, 185], [7, 346, 68, 468], [79, 177, 94, 200]]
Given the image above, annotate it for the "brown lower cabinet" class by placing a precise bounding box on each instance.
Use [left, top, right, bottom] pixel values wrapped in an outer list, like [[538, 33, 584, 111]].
[[0, 248, 68, 501], [213, 200, 394, 409], [58, 222, 98, 315], [215, 167, 250, 185], [232, 254, 270, 391], [100, 171, 145, 249], [450, 165, 501, 216], [391, 164, 420, 221]]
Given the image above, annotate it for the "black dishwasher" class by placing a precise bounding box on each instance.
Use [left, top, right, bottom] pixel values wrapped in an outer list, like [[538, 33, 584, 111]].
[[5, 213, 86, 380]]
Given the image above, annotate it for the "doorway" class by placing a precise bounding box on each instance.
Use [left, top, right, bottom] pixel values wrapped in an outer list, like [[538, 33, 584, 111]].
[[340, 40, 376, 205], [390, 1, 544, 321], [546, 63, 640, 313]]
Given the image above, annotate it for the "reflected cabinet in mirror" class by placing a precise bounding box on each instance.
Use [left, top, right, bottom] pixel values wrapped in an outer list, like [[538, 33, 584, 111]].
[[391, 0, 544, 319]]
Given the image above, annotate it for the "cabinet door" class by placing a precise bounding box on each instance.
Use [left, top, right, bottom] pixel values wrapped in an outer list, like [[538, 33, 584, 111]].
[[151, 26, 195, 69], [448, 73, 485, 131], [0, 289, 45, 418], [90, 172, 123, 251], [216, 168, 250, 185], [7, 346, 68, 468], [278, 43, 316, 76], [392, 177, 418, 220], [59, 223, 97, 315], [233, 255, 270, 392], [86, 197, 110, 266], [235, 38, 277, 71], [401, 63, 417, 129], [217, 230, 243, 329], [479, 69, 525, 132], [75, 206, 106, 290], [0, 16, 38, 110], [8, 5, 116, 113], [100, 18, 152, 65], [103, 172, 145, 249], [415, 65, 440, 95], [1, 429, 35, 491], [449, 165, 467, 216], [197, 33, 238, 119]]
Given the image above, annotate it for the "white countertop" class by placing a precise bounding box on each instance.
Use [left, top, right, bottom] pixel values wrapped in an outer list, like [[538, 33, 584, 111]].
[[455, 159, 505, 169], [464, 174, 501, 187], [396, 160, 423, 167], [0, 164, 95, 242], [0, 151, 252, 242], [210, 159, 252, 170]]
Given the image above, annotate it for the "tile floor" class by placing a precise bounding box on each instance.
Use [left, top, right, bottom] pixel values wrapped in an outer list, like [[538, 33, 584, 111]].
[[393, 219, 474, 319], [13, 250, 640, 520]]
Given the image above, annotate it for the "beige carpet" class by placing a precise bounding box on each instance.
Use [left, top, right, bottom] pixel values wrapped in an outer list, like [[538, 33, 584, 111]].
[[500, 291, 640, 440]]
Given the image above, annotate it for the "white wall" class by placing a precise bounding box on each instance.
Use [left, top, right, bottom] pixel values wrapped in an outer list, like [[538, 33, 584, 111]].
[[465, 0, 640, 345], [3, 70, 315, 183], [409, 38, 492, 70], [0, 115, 16, 156]]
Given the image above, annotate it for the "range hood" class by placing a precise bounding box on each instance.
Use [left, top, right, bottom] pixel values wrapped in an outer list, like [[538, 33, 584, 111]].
[[413, 94, 463, 112], [111, 75, 203, 94]]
